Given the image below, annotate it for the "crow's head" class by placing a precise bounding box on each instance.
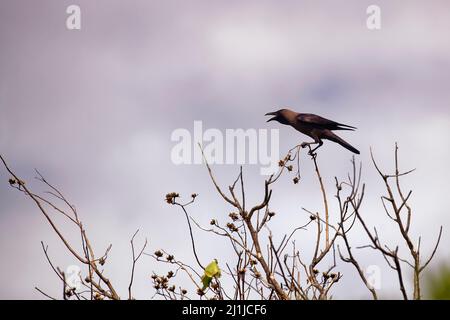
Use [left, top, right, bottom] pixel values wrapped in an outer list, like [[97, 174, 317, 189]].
[[265, 109, 290, 125]]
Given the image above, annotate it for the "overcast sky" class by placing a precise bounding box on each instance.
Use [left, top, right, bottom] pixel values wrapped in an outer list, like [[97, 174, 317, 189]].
[[0, 0, 449, 299]]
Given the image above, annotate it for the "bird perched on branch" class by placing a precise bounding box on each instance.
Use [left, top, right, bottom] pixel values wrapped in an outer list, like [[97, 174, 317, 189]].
[[265, 108, 360, 154], [201, 259, 221, 291]]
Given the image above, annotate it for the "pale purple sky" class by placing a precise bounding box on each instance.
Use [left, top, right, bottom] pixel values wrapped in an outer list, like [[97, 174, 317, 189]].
[[0, 0, 449, 299]]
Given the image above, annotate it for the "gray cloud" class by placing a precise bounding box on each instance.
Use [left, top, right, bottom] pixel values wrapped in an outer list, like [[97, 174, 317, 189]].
[[0, 0, 449, 299]]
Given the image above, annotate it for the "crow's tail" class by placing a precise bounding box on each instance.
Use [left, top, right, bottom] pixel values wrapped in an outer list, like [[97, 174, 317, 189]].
[[325, 132, 360, 154]]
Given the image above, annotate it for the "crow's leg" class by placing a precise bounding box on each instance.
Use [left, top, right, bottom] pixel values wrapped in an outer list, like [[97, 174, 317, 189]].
[[301, 138, 323, 154], [300, 141, 315, 148], [309, 139, 323, 154]]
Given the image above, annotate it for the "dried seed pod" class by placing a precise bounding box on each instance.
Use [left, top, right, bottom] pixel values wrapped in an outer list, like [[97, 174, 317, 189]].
[[229, 212, 239, 221], [165, 192, 179, 204], [197, 288, 205, 296]]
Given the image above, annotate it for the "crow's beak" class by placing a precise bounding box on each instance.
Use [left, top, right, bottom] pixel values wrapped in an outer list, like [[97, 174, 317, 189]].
[[265, 112, 277, 122]]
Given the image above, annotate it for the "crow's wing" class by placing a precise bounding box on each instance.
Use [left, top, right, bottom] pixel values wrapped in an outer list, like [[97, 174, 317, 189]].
[[297, 113, 356, 130]]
